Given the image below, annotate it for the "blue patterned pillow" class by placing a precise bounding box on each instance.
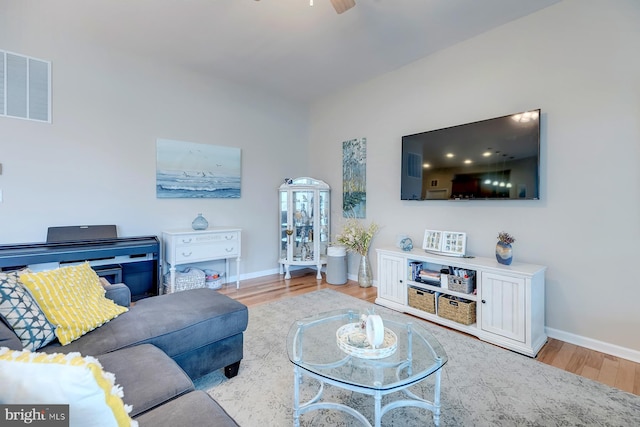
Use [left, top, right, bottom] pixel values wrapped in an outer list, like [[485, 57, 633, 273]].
[[0, 271, 56, 350]]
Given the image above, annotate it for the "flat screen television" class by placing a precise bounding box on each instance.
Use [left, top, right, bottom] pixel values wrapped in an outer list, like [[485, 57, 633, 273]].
[[401, 109, 540, 200]]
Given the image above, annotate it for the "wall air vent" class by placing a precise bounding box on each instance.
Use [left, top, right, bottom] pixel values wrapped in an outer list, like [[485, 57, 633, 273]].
[[1, 50, 51, 123]]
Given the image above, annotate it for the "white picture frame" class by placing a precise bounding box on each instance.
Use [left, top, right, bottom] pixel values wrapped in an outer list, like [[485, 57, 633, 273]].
[[422, 229, 467, 257], [441, 231, 466, 256], [422, 230, 443, 252]]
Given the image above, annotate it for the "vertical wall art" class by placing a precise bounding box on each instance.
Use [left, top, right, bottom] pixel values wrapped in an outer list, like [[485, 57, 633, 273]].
[[342, 137, 367, 218], [156, 138, 241, 198]]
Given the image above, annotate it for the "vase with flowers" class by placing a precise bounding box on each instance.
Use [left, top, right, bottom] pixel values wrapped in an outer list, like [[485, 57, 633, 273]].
[[496, 232, 515, 265], [336, 219, 380, 287]]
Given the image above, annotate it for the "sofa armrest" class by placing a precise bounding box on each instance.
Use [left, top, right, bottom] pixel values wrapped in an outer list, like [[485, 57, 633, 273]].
[[100, 278, 131, 307]]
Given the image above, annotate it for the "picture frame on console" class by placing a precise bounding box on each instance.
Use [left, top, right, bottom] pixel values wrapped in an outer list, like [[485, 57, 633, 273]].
[[422, 229, 467, 257], [422, 230, 442, 252]]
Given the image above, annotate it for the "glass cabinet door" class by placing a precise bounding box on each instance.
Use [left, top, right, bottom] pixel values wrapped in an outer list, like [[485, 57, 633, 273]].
[[280, 190, 289, 261], [292, 190, 314, 261], [318, 189, 330, 258]]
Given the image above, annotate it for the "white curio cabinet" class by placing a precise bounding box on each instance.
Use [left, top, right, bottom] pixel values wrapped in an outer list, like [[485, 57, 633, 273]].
[[279, 177, 330, 280]]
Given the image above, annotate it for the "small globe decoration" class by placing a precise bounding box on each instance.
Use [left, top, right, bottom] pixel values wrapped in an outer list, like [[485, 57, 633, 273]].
[[400, 237, 413, 251]]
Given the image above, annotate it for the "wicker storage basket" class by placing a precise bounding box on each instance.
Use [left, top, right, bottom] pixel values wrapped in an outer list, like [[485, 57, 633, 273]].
[[437, 294, 476, 325], [447, 272, 475, 294], [408, 286, 436, 314], [162, 267, 206, 294]]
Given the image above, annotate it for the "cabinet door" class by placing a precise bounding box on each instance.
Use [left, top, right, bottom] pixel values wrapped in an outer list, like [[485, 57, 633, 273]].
[[480, 272, 526, 343], [292, 189, 314, 261], [279, 190, 289, 261], [317, 189, 330, 256], [377, 254, 405, 304]]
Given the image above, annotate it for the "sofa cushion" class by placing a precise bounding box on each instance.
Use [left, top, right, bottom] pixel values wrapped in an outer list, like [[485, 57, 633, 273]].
[[43, 288, 248, 362], [0, 346, 137, 427], [134, 390, 239, 427], [0, 314, 23, 350], [19, 263, 128, 345], [96, 344, 194, 417], [0, 270, 56, 350]]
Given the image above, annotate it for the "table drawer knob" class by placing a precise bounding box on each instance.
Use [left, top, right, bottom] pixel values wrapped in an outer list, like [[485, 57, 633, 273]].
[[181, 252, 193, 257]]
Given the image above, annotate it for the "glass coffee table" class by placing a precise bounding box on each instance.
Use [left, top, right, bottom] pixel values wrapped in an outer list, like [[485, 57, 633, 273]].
[[286, 309, 447, 427]]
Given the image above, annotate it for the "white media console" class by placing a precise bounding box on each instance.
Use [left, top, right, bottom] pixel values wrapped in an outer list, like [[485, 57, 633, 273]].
[[376, 246, 547, 357]]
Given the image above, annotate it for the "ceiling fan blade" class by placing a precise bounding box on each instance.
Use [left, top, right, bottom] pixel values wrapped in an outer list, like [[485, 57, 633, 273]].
[[330, 0, 356, 14]]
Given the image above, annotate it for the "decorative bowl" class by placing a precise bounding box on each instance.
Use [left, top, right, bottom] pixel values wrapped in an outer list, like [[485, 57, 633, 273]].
[[336, 322, 397, 359]]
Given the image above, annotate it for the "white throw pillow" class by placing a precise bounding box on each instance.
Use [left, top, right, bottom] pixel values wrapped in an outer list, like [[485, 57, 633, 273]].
[[0, 347, 137, 427]]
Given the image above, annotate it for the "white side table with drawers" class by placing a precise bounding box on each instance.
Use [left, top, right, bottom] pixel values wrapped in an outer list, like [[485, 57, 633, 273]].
[[162, 227, 242, 293]]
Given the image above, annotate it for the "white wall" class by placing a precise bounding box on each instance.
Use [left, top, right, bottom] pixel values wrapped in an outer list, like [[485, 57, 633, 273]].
[[309, 0, 640, 357], [0, 2, 309, 277]]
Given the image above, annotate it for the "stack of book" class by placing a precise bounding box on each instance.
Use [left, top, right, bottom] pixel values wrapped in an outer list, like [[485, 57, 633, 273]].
[[418, 269, 441, 284]]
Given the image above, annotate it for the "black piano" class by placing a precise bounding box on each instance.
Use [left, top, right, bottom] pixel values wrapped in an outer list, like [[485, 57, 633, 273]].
[[0, 233, 160, 301]]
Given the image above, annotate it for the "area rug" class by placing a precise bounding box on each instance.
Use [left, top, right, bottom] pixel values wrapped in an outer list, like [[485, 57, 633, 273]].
[[195, 289, 640, 426]]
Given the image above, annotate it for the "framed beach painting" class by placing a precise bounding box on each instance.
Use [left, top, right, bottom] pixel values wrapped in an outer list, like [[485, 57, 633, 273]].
[[156, 138, 241, 198]]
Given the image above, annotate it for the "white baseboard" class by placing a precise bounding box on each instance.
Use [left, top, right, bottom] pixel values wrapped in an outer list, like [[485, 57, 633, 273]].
[[237, 269, 380, 285], [546, 327, 640, 364], [238, 268, 280, 281], [238, 265, 322, 282]]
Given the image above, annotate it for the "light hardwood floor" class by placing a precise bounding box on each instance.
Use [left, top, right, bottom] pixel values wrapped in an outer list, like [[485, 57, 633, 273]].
[[218, 269, 640, 396]]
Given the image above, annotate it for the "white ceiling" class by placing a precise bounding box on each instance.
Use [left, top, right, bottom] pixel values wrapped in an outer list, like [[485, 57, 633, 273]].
[[16, 0, 562, 103]]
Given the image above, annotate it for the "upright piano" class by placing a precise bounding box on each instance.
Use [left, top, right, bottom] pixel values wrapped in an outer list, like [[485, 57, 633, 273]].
[[0, 236, 160, 300]]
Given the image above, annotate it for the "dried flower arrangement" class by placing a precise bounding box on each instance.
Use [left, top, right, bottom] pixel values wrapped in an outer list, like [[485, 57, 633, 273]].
[[336, 219, 380, 256], [497, 232, 516, 245]]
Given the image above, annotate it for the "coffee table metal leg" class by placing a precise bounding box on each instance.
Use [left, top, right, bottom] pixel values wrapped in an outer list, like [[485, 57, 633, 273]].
[[294, 367, 446, 427], [293, 365, 301, 427], [433, 365, 442, 426], [293, 369, 374, 427], [373, 390, 382, 427]]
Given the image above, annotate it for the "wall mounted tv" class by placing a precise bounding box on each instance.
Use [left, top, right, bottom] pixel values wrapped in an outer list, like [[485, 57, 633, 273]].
[[401, 109, 540, 200]]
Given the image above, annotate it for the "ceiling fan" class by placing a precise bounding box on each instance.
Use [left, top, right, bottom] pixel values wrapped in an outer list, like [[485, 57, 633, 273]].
[[254, 0, 356, 15]]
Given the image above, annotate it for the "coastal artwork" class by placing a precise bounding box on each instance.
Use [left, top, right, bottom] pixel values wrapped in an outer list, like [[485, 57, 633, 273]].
[[342, 137, 366, 218], [156, 138, 241, 198]]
